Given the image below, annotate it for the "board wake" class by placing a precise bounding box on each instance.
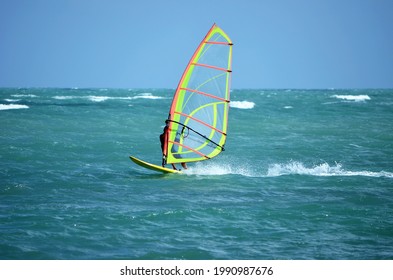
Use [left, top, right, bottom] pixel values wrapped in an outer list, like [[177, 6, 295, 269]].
[[129, 156, 181, 174]]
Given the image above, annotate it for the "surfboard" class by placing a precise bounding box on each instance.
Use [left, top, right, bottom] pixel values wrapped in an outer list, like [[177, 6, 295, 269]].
[[129, 156, 181, 174]]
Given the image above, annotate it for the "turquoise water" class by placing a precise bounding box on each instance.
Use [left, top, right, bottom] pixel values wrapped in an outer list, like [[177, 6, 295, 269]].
[[1, 88, 393, 259]]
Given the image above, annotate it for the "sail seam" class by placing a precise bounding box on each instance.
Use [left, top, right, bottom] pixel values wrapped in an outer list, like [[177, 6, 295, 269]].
[[205, 41, 233, 45], [180, 87, 230, 103], [173, 111, 227, 136], [168, 140, 210, 159], [168, 119, 226, 151], [191, 62, 231, 73]]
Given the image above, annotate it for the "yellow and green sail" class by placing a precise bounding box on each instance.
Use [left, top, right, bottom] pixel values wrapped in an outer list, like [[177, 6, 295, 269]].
[[164, 24, 233, 164]]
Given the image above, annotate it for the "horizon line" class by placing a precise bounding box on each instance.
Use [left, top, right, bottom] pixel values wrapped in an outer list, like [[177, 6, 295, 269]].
[[1, 86, 393, 91]]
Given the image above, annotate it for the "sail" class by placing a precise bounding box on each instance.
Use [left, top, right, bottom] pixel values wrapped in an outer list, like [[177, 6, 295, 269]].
[[164, 24, 233, 164]]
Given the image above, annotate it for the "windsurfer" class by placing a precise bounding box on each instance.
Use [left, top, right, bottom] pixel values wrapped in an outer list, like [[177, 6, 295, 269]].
[[160, 120, 187, 170]]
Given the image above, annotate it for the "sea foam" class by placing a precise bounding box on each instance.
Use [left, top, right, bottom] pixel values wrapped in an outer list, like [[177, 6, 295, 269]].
[[332, 95, 371, 102], [4, 99, 20, 102], [11, 94, 37, 98], [185, 161, 255, 177], [0, 104, 29, 110], [87, 96, 110, 102], [230, 101, 255, 109], [267, 161, 393, 178], [185, 161, 393, 179], [53, 93, 164, 102], [131, 93, 164, 100]]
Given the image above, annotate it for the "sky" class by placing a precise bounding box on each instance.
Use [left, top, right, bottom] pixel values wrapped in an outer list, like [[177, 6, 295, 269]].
[[1, 0, 393, 89]]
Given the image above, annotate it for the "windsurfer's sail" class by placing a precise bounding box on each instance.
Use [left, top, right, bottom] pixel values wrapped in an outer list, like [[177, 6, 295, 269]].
[[163, 24, 233, 165]]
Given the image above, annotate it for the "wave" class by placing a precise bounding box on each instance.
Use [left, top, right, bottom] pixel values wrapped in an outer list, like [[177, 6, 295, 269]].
[[87, 96, 110, 102], [0, 104, 29, 110], [183, 161, 393, 179], [266, 161, 393, 178], [131, 93, 164, 100], [4, 99, 21, 102], [185, 162, 255, 177], [11, 94, 38, 98], [332, 95, 371, 102], [53, 93, 165, 102], [230, 101, 255, 109]]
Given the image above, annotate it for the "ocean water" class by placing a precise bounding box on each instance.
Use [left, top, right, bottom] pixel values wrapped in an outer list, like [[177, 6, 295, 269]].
[[1, 88, 392, 260]]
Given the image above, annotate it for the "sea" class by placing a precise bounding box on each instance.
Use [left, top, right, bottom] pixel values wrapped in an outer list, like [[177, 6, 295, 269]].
[[1, 88, 392, 260]]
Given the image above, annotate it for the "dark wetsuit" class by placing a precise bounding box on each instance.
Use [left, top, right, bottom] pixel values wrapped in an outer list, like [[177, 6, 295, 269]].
[[159, 126, 168, 152], [160, 132, 165, 151]]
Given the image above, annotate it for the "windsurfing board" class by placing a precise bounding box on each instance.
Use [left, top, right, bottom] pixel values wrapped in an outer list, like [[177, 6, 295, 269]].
[[129, 156, 181, 174]]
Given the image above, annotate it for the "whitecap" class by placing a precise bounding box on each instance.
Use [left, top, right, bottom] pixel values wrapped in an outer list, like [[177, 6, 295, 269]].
[[53, 95, 110, 101], [52, 93, 165, 102], [87, 96, 110, 102], [230, 101, 255, 109], [332, 95, 371, 102], [266, 161, 393, 178], [267, 162, 340, 177], [53, 96, 76, 100], [11, 94, 37, 98], [284, 106, 293, 109], [4, 99, 20, 102], [0, 104, 29, 110], [184, 161, 255, 177], [131, 93, 164, 100], [180, 160, 393, 179]]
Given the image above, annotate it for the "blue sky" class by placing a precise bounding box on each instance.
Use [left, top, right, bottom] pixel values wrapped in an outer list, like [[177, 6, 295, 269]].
[[1, 0, 392, 89]]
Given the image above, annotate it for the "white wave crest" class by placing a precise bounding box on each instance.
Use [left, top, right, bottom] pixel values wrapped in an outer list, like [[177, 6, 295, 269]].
[[4, 99, 21, 102], [53, 96, 76, 100], [180, 160, 393, 179], [11, 94, 37, 98], [87, 96, 110, 102], [52, 93, 164, 102], [131, 93, 164, 100], [0, 104, 29, 110], [267, 161, 393, 178], [53, 95, 110, 101], [332, 95, 371, 102], [230, 101, 255, 109], [184, 162, 255, 177]]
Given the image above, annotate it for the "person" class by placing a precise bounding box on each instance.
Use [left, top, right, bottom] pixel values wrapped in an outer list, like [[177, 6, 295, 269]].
[[160, 120, 187, 170]]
